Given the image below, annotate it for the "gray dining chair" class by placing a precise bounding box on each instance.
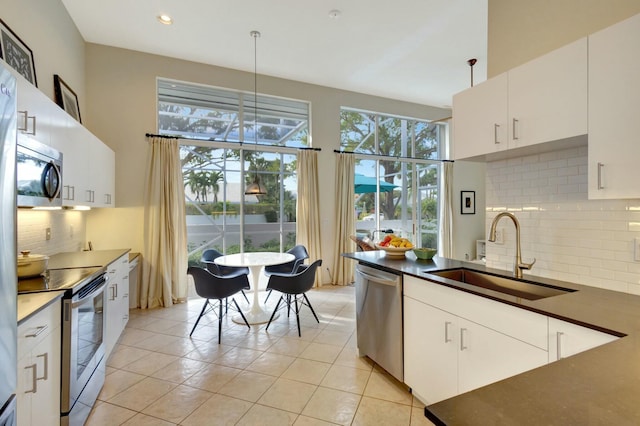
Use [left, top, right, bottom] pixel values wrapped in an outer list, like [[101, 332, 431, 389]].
[[188, 266, 250, 343], [265, 259, 322, 337]]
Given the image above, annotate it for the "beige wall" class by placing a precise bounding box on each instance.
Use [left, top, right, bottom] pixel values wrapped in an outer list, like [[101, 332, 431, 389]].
[[487, 0, 640, 77], [0, 0, 86, 114], [83, 44, 452, 282]]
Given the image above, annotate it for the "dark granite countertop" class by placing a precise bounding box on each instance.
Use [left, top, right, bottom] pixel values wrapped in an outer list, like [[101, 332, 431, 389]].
[[48, 249, 131, 269], [343, 251, 640, 425]]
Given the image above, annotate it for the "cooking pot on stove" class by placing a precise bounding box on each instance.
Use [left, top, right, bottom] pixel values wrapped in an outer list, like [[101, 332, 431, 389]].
[[17, 250, 49, 278]]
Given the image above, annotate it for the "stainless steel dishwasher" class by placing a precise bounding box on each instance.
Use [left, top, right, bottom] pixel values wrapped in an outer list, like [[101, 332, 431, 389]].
[[355, 263, 403, 381]]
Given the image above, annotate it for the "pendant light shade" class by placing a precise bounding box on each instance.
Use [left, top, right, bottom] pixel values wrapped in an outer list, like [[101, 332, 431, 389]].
[[245, 30, 267, 196]]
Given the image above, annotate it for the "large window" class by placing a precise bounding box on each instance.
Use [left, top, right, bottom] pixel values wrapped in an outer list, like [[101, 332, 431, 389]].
[[157, 79, 309, 264], [340, 108, 445, 248]]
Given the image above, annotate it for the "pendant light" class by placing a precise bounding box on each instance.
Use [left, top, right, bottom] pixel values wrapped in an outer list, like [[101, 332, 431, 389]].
[[245, 30, 267, 196]]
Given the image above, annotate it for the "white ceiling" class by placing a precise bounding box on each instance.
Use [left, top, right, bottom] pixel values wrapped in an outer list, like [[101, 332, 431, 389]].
[[61, 0, 487, 108]]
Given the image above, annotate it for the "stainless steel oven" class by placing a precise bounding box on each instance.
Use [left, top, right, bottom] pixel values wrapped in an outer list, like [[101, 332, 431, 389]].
[[61, 273, 108, 426]]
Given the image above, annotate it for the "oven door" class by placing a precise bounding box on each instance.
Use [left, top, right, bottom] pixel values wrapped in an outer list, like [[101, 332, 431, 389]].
[[61, 274, 107, 415]]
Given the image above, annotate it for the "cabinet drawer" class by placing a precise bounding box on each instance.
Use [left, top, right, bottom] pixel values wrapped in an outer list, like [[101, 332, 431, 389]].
[[18, 301, 61, 360], [405, 275, 548, 349]]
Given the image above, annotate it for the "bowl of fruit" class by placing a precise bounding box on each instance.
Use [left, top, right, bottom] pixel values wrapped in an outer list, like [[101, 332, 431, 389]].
[[375, 234, 413, 258]]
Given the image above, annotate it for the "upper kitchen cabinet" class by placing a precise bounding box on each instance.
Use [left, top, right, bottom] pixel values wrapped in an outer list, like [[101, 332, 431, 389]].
[[9, 62, 116, 207], [588, 13, 640, 199], [14, 71, 56, 147], [453, 38, 588, 161], [453, 73, 508, 160]]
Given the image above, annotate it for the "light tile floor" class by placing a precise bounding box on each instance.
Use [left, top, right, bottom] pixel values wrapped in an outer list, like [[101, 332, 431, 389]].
[[86, 285, 435, 425]]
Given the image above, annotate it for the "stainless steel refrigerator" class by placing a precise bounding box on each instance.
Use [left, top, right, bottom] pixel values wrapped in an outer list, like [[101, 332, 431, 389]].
[[0, 62, 18, 425]]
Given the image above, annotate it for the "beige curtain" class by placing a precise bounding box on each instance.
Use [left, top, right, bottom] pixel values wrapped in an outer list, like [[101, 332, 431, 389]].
[[439, 161, 454, 257], [296, 149, 322, 287], [140, 136, 188, 308], [331, 153, 355, 285]]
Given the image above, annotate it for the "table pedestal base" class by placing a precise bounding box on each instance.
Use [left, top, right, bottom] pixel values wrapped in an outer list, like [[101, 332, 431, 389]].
[[233, 311, 278, 325]]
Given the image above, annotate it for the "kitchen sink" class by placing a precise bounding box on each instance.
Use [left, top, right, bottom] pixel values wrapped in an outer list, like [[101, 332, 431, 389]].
[[424, 268, 576, 300]]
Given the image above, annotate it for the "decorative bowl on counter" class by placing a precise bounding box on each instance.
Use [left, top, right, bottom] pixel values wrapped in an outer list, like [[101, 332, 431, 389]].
[[375, 244, 413, 258], [413, 247, 437, 260], [17, 250, 49, 278]]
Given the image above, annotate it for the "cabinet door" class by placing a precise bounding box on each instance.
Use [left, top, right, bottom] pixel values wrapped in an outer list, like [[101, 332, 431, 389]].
[[105, 254, 129, 358], [86, 136, 115, 207], [588, 13, 640, 199], [14, 71, 53, 146], [404, 297, 458, 404], [508, 38, 587, 149], [452, 73, 508, 160], [548, 318, 618, 361], [457, 318, 548, 395], [30, 325, 61, 426], [17, 302, 61, 426]]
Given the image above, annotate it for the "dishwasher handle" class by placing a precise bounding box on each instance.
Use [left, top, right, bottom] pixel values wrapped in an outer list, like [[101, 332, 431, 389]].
[[355, 268, 399, 286]]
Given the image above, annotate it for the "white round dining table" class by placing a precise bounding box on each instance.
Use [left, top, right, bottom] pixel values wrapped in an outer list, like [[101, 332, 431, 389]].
[[215, 252, 295, 324]]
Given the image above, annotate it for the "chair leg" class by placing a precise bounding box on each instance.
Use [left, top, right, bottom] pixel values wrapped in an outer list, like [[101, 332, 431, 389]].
[[266, 295, 283, 331], [233, 298, 251, 330], [303, 293, 320, 324], [264, 289, 273, 303], [287, 294, 291, 317], [218, 300, 223, 344], [190, 299, 209, 337], [294, 295, 302, 337], [241, 290, 250, 304]]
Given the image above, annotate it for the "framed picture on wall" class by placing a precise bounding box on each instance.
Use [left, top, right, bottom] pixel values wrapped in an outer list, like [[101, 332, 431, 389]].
[[53, 75, 82, 123], [461, 190, 475, 215], [0, 19, 37, 86]]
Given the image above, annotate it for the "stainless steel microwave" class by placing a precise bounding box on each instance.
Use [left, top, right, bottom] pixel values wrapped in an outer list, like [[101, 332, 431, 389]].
[[16, 137, 63, 208]]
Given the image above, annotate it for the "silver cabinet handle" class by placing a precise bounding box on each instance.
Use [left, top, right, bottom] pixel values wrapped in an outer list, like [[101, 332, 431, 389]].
[[444, 321, 452, 343], [109, 284, 116, 301], [86, 190, 95, 203], [460, 328, 468, 351], [597, 162, 604, 190], [36, 352, 48, 381], [25, 325, 47, 338], [18, 111, 36, 135], [114, 283, 118, 298], [64, 185, 76, 201], [512, 118, 519, 140], [494, 124, 500, 144], [25, 364, 37, 393], [556, 332, 564, 361]]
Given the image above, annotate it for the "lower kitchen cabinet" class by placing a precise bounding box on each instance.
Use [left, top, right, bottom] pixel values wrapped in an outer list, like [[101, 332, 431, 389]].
[[17, 301, 61, 426], [404, 276, 548, 405], [548, 317, 618, 361], [404, 297, 457, 403], [105, 253, 130, 358]]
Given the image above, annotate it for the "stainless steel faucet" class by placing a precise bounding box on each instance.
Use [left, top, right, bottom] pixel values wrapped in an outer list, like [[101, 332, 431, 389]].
[[488, 212, 536, 279]]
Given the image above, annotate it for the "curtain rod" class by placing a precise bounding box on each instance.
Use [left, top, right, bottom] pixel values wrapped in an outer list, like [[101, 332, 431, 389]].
[[145, 133, 321, 151], [333, 149, 454, 163]]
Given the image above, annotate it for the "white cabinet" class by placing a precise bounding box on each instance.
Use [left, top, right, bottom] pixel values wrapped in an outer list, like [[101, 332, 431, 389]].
[[105, 253, 130, 358], [548, 317, 618, 362], [403, 276, 548, 405], [17, 301, 61, 426], [588, 13, 640, 199], [453, 38, 587, 160], [404, 297, 457, 404], [507, 37, 587, 150], [8, 59, 116, 207], [457, 317, 547, 395], [453, 73, 508, 159]]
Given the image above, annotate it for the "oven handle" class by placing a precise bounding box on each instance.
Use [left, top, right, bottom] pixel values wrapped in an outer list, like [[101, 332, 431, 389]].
[[71, 275, 108, 308]]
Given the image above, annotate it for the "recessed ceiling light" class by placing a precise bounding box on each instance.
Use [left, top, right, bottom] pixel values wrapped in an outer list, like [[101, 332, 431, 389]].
[[157, 14, 173, 25], [328, 9, 341, 19]]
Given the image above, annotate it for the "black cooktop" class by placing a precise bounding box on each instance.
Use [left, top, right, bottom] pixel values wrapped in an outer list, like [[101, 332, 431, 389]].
[[18, 267, 104, 294]]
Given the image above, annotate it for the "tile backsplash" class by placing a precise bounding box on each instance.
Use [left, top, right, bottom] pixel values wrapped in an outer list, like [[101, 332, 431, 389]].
[[485, 145, 640, 295], [17, 210, 86, 256]]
